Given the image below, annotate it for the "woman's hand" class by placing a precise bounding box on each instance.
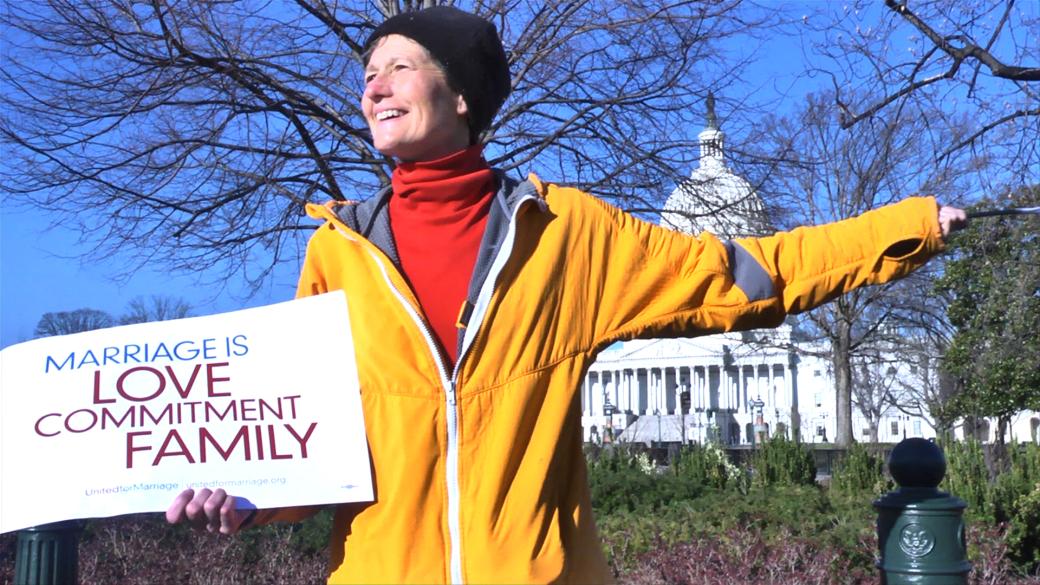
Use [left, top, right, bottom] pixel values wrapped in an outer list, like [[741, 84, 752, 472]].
[[939, 206, 968, 240], [166, 488, 251, 535]]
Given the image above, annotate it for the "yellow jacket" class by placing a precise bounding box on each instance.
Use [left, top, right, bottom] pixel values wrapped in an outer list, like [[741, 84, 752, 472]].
[[257, 173, 945, 584]]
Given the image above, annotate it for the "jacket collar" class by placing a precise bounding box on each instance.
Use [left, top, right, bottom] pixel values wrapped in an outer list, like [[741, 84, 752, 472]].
[[323, 171, 543, 269]]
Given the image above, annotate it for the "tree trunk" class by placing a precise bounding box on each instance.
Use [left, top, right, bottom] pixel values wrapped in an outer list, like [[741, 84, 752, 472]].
[[987, 415, 1012, 477], [827, 310, 852, 445], [997, 415, 1009, 447], [833, 329, 854, 446]]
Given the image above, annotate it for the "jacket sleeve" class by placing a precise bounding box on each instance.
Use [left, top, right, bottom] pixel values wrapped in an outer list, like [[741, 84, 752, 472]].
[[731, 196, 945, 314], [577, 191, 945, 346]]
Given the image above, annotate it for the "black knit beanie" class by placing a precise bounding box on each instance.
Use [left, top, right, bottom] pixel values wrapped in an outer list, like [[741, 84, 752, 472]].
[[364, 6, 511, 143]]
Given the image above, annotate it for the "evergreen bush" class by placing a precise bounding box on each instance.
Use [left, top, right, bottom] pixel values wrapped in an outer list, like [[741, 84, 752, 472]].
[[992, 442, 1040, 522], [830, 442, 892, 496], [588, 445, 653, 513], [587, 445, 700, 513], [597, 485, 868, 575], [940, 438, 992, 521], [993, 442, 1040, 573], [670, 442, 747, 492], [749, 435, 816, 488], [1005, 482, 1040, 574], [684, 485, 831, 535]]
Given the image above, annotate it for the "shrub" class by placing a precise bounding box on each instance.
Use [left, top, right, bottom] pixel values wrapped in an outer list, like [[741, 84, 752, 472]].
[[598, 485, 845, 572], [671, 442, 748, 493], [825, 487, 880, 549], [830, 441, 892, 496], [939, 440, 1040, 574], [941, 438, 992, 521], [1005, 482, 1040, 574], [75, 513, 328, 584], [588, 445, 690, 513], [966, 522, 1040, 584], [618, 525, 876, 585], [749, 435, 816, 488], [685, 485, 833, 536], [618, 520, 1040, 585], [992, 442, 1040, 521], [0, 511, 335, 585]]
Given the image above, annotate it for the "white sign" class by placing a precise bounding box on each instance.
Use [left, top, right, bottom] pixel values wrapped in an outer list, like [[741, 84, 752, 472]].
[[0, 292, 372, 533]]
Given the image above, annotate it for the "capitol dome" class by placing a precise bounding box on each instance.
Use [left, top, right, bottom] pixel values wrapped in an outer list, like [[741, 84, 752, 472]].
[[661, 93, 770, 239]]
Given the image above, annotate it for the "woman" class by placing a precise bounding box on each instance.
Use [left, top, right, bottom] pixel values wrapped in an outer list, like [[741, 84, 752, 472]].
[[168, 6, 966, 584]]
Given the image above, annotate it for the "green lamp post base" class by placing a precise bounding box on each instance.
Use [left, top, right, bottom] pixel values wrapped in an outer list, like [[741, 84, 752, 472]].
[[875, 438, 970, 584], [13, 521, 84, 585]]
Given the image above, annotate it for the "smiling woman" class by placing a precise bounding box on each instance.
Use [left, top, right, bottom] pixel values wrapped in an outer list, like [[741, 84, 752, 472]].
[[362, 35, 470, 162]]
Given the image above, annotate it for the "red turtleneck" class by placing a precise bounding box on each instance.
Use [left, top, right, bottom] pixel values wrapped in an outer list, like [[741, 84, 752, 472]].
[[389, 145, 495, 366]]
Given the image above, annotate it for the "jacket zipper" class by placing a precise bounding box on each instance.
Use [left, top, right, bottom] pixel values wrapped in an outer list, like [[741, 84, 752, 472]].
[[444, 192, 538, 584], [333, 191, 537, 584], [379, 271, 463, 584]]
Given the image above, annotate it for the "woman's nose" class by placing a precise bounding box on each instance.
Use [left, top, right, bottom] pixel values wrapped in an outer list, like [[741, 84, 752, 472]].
[[365, 73, 391, 99]]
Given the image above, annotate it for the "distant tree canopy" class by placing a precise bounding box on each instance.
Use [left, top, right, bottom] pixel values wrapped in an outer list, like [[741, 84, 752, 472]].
[[33, 295, 193, 338], [937, 185, 1040, 443], [34, 308, 115, 338], [120, 295, 193, 325]]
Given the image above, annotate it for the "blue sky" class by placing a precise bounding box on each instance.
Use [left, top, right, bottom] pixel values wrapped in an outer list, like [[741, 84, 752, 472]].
[[0, 203, 300, 347]]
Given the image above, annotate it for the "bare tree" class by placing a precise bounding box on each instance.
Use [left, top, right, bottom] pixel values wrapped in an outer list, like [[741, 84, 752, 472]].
[[891, 335, 961, 439], [849, 327, 960, 443], [802, 0, 1039, 181], [34, 308, 115, 337], [120, 295, 192, 324], [752, 89, 973, 446], [1, 0, 772, 289], [851, 351, 900, 444], [837, 249, 965, 440]]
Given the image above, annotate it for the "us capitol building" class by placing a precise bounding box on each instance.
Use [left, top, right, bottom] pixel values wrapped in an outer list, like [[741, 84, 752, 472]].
[[580, 95, 1040, 447]]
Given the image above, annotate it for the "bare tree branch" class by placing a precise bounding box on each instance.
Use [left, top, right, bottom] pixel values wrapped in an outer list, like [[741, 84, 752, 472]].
[[1, 0, 775, 289], [885, 0, 1040, 82], [806, 0, 1039, 175]]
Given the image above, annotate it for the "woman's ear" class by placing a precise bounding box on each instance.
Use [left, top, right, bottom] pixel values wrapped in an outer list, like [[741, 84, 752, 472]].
[[456, 94, 469, 117]]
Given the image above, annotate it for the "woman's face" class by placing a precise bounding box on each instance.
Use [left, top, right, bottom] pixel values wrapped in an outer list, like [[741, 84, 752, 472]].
[[362, 35, 470, 161]]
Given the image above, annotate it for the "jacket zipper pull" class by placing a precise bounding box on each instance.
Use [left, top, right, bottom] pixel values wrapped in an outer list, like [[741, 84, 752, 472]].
[[447, 383, 457, 405]]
